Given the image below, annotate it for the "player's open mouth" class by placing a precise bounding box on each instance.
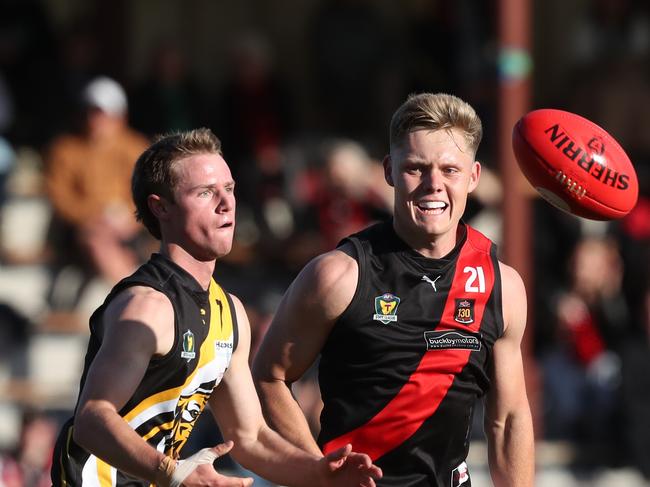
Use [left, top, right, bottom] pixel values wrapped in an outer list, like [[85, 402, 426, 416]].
[[416, 201, 448, 215]]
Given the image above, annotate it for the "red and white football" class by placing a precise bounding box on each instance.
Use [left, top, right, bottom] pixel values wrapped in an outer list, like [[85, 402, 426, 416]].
[[512, 109, 638, 220]]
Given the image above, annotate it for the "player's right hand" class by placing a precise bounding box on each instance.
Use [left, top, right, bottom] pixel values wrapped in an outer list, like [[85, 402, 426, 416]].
[[179, 441, 254, 487], [319, 443, 382, 487]]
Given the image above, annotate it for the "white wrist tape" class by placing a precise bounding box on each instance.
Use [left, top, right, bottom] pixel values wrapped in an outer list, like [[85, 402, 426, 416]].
[[169, 447, 220, 487]]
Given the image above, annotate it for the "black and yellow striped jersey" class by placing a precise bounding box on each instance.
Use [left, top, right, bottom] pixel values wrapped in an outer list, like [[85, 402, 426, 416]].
[[52, 253, 238, 486]]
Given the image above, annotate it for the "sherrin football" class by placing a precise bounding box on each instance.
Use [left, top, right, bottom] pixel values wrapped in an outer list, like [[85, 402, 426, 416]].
[[512, 109, 638, 220]]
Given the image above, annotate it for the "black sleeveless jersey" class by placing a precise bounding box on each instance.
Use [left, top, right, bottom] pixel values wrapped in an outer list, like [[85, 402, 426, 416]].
[[318, 221, 503, 487], [51, 254, 238, 487]]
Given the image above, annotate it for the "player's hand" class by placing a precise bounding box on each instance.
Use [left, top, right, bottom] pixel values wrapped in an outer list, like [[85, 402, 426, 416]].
[[320, 443, 383, 487], [178, 441, 254, 487]]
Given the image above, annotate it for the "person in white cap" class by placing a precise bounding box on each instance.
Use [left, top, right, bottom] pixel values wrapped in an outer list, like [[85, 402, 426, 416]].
[[45, 76, 150, 290], [82, 76, 129, 117]]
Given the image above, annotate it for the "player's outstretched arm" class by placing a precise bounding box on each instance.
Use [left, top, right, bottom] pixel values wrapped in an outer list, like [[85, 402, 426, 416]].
[[73, 287, 179, 483], [211, 292, 381, 487], [252, 246, 359, 454], [484, 263, 535, 487]]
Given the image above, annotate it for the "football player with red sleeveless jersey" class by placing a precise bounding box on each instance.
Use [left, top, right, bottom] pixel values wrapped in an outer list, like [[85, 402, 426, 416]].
[[254, 93, 534, 487]]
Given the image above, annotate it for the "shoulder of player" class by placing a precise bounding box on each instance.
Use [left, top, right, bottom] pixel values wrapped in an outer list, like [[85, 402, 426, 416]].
[[497, 261, 523, 288], [284, 245, 358, 321], [226, 292, 247, 324], [303, 245, 358, 296], [105, 286, 174, 333], [225, 291, 247, 327], [497, 261, 527, 336]]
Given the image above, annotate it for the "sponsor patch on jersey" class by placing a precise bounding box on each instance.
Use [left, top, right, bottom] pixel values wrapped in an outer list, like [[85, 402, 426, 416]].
[[451, 461, 470, 487], [373, 293, 400, 324], [181, 329, 196, 361], [424, 330, 481, 351], [454, 298, 475, 324]]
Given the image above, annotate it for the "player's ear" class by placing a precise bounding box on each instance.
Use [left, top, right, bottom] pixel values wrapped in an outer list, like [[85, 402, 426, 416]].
[[148, 194, 170, 220], [468, 160, 481, 193], [383, 155, 394, 187]]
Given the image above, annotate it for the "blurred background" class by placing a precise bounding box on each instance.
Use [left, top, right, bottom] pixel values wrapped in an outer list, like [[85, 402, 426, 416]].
[[0, 0, 649, 485]]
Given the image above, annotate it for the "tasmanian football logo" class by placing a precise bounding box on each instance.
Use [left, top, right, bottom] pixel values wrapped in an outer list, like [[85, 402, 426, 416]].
[[181, 330, 196, 362], [373, 293, 400, 324]]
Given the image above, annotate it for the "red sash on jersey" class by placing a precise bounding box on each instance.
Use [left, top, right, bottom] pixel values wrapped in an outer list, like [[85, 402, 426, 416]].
[[322, 227, 496, 460]]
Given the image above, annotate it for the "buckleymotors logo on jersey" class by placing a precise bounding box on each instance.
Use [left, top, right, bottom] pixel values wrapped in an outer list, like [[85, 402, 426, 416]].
[[451, 461, 470, 487], [373, 293, 400, 324], [454, 298, 475, 324], [424, 330, 481, 351], [181, 329, 196, 361]]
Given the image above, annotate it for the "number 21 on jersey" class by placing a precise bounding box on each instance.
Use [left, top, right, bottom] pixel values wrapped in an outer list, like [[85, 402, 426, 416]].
[[463, 266, 485, 293]]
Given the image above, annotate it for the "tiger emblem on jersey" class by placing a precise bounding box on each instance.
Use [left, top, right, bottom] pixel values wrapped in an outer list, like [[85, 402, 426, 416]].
[[167, 389, 211, 456]]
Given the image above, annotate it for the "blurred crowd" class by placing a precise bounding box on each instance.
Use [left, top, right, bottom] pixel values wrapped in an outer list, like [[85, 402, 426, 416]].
[[0, 0, 649, 485]]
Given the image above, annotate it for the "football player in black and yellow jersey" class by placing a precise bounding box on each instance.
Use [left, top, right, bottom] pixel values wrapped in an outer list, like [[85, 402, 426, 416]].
[[253, 94, 535, 487], [51, 129, 382, 487]]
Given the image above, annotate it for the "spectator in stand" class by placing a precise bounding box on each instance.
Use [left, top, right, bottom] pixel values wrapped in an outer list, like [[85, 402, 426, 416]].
[[0, 412, 58, 487], [45, 76, 149, 287], [542, 237, 628, 465], [290, 139, 392, 264]]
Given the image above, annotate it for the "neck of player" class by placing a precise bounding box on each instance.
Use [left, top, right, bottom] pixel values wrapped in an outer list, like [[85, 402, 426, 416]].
[[393, 220, 463, 260], [160, 242, 216, 290]]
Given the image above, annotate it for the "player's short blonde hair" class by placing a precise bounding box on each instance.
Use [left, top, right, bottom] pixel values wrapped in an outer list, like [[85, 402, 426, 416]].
[[389, 93, 483, 156]]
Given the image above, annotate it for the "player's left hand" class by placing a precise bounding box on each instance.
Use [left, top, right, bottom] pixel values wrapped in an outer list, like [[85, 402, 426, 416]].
[[320, 443, 382, 487]]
